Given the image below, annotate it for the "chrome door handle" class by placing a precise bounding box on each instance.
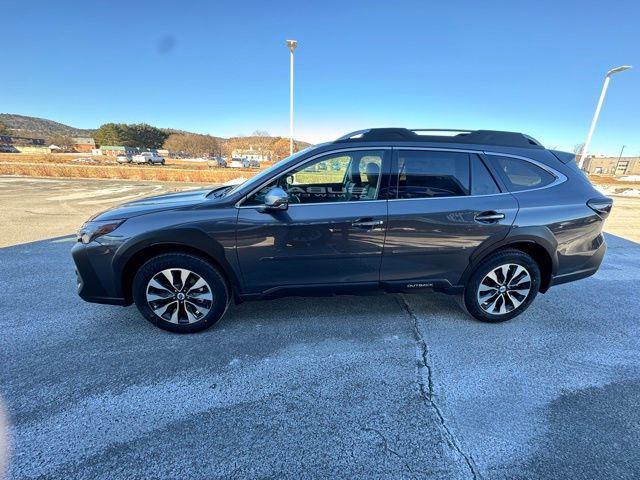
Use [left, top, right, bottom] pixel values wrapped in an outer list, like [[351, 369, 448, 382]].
[[474, 212, 505, 223], [352, 219, 384, 228]]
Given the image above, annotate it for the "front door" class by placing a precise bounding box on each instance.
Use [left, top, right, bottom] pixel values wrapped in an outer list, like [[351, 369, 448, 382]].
[[381, 148, 518, 289], [236, 149, 391, 294]]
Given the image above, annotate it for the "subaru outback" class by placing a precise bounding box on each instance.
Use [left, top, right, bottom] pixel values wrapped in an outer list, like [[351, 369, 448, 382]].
[[72, 128, 612, 333]]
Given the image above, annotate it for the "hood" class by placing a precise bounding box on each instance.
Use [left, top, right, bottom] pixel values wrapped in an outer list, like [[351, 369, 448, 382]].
[[91, 188, 214, 221]]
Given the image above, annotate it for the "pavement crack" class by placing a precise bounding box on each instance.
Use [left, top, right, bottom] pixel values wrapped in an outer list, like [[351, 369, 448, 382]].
[[362, 426, 416, 478], [397, 294, 482, 480]]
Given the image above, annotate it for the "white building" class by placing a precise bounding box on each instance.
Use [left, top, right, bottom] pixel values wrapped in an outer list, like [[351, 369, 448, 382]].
[[231, 146, 272, 162]]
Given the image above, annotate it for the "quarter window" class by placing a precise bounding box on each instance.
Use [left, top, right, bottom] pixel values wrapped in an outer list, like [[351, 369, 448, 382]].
[[488, 155, 555, 192], [244, 150, 386, 205], [394, 150, 470, 199]]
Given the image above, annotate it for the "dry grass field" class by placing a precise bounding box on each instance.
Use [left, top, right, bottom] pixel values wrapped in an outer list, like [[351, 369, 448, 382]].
[[0, 153, 260, 183]]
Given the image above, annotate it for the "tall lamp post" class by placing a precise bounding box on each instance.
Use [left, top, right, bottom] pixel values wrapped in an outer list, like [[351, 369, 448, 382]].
[[286, 40, 298, 156], [578, 65, 632, 169]]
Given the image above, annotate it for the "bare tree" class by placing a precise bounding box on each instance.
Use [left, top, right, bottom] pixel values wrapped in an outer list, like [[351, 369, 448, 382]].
[[163, 133, 221, 157], [47, 135, 75, 151]]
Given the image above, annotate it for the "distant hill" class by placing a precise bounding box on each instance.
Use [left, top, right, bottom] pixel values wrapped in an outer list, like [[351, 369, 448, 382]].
[[0, 114, 313, 158], [0, 113, 95, 139]]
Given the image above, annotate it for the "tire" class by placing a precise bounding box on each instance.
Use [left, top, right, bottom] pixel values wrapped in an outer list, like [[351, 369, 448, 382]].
[[463, 249, 541, 323], [132, 253, 230, 333]]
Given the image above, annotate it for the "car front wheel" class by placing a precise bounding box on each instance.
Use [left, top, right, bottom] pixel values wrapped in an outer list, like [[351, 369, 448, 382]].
[[132, 253, 230, 333], [463, 249, 541, 323]]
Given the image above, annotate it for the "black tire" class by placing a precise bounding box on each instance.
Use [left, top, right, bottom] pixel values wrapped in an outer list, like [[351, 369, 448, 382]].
[[463, 249, 541, 323], [132, 253, 230, 333]]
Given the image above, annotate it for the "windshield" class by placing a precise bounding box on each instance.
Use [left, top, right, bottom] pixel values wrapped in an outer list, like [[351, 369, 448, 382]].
[[225, 145, 317, 196]]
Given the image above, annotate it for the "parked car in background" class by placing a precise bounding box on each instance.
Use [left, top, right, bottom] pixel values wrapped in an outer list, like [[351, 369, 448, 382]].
[[72, 127, 612, 333], [242, 159, 260, 169], [229, 158, 244, 168], [207, 157, 227, 168], [132, 152, 165, 165], [116, 155, 132, 164]]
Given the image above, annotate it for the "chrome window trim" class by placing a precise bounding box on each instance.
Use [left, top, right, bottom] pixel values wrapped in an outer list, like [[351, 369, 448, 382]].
[[235, 147, 392, 209], [288, 199, 388, 208], [387, 191, 512, 203]]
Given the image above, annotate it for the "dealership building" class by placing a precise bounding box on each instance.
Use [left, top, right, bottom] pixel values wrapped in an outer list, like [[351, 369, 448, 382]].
[[582, 156, 640, 176]]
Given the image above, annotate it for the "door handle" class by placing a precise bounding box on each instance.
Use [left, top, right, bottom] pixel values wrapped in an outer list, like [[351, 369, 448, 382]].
[[474, 211, 505, 223], [352, 218, 384, 229]]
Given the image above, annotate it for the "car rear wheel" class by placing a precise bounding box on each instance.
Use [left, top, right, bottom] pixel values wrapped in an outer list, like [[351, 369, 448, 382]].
[[463, 249, 541, 323], [132, 253, 230, 333]]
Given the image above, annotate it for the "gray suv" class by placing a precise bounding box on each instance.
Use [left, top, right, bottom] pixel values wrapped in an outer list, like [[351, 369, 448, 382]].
[[72, 128, 612, 333]]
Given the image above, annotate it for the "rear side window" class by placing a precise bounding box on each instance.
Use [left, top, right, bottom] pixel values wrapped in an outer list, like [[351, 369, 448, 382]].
[[471, 155, 500, 195], [394, 150, 470, 198], [487, 155, 555, 192]]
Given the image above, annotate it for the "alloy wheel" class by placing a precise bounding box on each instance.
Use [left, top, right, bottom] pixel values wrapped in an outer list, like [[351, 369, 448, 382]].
[[477, 263, 531, 315], [146, 268, 213, 324]]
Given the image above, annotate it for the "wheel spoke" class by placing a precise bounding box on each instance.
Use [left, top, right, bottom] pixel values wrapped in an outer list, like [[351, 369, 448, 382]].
[[188, 290, 213, 300], [497, 295, 507, 314], [185, 300, 208, 318], [148, 278, 173, 294], [179, 269, 191, 291], [508, 265, 524, 285], [187, 278, 207, 294], [500, 265, 509, 284], [154, 300, 177, 318], [486, 270, 500, 285], [509, 272, 531, 288], [479, 287, 498, 299], [161, 269, 175, 289], [147, 290, 173, 302], [506, 291, 524, 308], [169, 303, 180, 323]]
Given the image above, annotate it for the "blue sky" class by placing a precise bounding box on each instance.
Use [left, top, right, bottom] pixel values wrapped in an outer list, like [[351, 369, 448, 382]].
[[2, 0, 638, 154]]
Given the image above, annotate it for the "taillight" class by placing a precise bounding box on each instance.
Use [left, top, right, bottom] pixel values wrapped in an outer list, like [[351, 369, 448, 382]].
[[587, 197, 613, 218]]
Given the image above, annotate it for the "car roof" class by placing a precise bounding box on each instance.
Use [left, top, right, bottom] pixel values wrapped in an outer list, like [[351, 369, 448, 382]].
[[333, 128, 544, 149]]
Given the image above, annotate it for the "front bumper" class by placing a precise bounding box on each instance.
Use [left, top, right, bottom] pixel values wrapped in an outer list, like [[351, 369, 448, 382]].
[[71, 241, 128, 306]]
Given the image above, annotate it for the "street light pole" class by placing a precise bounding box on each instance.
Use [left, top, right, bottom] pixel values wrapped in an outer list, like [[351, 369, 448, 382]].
[[578, 65, 632, 169], [286, 40, 298, 156]]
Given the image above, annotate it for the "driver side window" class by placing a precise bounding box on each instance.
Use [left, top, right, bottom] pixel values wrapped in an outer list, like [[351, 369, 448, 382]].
[[244, 150, 386, 206]]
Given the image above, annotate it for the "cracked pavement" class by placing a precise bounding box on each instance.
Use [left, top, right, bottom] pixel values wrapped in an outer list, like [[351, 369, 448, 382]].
[[1, 178, 640, 479]]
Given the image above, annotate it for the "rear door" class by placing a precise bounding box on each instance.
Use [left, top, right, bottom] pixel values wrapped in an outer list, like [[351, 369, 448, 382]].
[[235, 148, 391, 293], [380, 148, 518, 289]]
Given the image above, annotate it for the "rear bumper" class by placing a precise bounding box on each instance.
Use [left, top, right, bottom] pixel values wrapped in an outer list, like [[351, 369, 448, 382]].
[[72, 242, 128, 306], [551, 237, 606, 287]]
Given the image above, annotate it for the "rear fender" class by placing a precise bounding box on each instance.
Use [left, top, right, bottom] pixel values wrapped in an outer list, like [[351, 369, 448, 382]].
[[459, 226, 558, 289]]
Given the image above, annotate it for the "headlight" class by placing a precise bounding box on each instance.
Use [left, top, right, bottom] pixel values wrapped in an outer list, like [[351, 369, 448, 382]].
[[77, 219, 125, 244]]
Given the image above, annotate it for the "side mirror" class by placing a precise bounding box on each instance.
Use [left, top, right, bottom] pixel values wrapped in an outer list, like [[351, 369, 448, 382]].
[[261, 187, 289, 212]]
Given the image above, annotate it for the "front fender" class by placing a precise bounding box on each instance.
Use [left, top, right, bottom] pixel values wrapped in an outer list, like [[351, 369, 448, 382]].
[[112, 226, 241, 297]]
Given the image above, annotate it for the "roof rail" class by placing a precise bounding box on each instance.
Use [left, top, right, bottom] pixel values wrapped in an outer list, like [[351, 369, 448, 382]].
[[334, 128, 543, 149]]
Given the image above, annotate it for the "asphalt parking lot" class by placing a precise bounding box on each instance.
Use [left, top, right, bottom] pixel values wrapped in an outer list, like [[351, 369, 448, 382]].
[[1, 177, 640, 479]]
